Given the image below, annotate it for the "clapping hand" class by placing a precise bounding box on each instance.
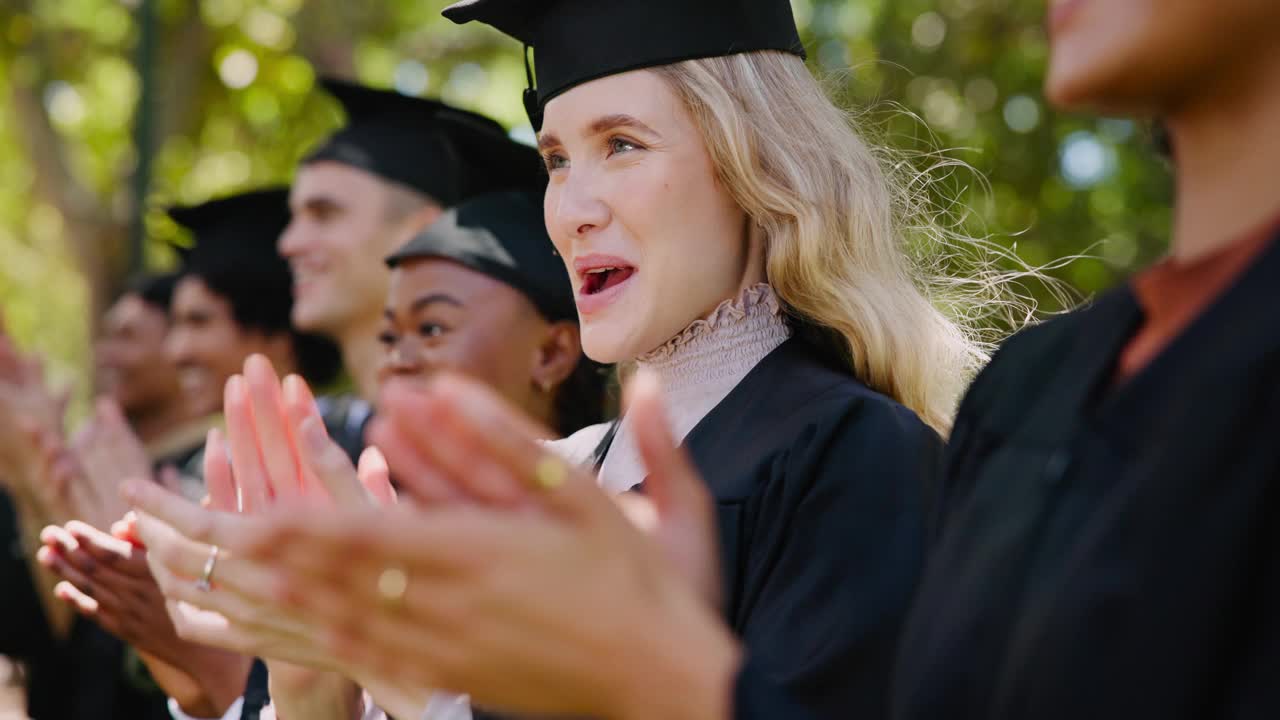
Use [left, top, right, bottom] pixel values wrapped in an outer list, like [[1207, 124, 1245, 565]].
[[127, 371, 737, 718]]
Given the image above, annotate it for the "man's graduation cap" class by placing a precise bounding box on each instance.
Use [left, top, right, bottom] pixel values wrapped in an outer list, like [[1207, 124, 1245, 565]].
[[168, 187, 292, 277], [385, 190, 575, 322], [443, 0, 806, 128], [305, 79, 545, 205]]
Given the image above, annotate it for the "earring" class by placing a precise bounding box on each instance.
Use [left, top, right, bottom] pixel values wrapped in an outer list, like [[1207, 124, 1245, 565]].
[[539, 379, 553, 393]]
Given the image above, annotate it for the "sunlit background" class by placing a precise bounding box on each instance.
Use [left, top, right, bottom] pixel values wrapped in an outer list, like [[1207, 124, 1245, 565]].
[[0, 0, 1172, 413]]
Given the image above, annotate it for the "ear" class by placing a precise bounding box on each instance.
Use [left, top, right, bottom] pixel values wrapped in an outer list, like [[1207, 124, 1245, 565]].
[[395, 201, 445, 241], [407, 201, 444, 233], [530, 321, 582, 393], [383, 201, 446, 258]]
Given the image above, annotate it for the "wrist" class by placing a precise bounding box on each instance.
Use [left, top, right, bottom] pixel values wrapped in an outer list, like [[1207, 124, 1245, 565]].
[[173, 647, 252, 717]]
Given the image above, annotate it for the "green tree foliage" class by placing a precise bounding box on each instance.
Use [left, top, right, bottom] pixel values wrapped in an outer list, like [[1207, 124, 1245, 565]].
[[0, 0, 1171, 406]]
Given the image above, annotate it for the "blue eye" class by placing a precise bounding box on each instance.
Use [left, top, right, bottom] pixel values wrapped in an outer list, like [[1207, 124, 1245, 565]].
[[543, 153, 568, 172], [608, 137, 639, 156]]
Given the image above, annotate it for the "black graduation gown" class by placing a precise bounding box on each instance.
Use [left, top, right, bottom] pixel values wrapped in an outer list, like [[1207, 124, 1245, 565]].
[[471, 339, 940, 720], [680, 338, 940, 718], [0, 431, 272, 720], [891, 232, 1280, 719], [2, 490, 180, 720]]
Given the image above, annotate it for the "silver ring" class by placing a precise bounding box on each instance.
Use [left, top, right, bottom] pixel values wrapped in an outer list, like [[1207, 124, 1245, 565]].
[[195, 545, 220, 592]]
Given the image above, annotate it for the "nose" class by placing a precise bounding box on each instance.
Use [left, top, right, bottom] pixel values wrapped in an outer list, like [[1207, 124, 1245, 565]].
[[164, 327, 193, 365], [278, 218, 305, 258], [548, 165, 610, 240], [377, 340, 428, 383]]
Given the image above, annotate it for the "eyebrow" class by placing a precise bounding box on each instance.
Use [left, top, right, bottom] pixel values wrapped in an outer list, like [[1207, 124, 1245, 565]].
[[588, 114, 658, 138], [407, 293, 464, 314], [537, 113, 659, 151], [537, 132, 562, 151], [299, 195, 343, 213]]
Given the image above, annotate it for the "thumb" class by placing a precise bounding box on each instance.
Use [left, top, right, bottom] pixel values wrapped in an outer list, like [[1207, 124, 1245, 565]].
[[626, 370, 709, 521], [295, 411, 365, 507], [625, 370, 721, 607], [356, 446, 397, 506]]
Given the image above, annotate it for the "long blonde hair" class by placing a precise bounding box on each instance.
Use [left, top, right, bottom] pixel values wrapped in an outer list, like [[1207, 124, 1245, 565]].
[[654, 52, 1029, 435]]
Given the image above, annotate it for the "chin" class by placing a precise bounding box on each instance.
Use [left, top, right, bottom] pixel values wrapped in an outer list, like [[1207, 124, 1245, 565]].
[[579, 321, 644, 365], [1045, 17, 1181, 115], [293, 300, 334, 334], [1045, 29, 1122, 105]]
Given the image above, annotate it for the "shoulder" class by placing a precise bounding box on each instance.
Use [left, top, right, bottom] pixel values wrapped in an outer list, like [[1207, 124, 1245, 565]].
[[699, 340, 942, 504], [959, 288, 1130, 419], [543, 421, 614, 469], [763, 339, 943, 463]]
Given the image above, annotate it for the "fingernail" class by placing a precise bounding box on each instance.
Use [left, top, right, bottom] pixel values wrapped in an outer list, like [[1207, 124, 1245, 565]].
[[225, 374, 245, 400]]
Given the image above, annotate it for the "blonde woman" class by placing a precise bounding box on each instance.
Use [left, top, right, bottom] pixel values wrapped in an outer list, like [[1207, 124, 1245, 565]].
[[123, 0, 1014, 716]]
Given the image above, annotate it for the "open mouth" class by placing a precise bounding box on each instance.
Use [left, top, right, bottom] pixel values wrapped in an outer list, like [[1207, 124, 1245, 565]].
[[581, 266, 636, 295]]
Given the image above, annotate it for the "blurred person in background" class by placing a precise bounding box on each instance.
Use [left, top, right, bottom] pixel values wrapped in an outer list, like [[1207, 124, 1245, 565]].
[[0, 272, 210, 720], [95, 272, 217, 472], [18, 188, 343, 720], [164, 188, 343, 444]]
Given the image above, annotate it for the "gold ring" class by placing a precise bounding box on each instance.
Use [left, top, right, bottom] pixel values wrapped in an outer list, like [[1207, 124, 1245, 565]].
[[377, 566, 408, 607], [195, 545, 219, 592], [533, 455, 568, 490]]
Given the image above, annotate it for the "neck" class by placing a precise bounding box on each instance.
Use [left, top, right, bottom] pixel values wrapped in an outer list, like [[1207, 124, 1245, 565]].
[[636, 284, 790, 397], [596, 284, 789, 493], [128, 400, 195, 447], [1166, 50, 1280, 262], [335, 313, 384, 403]]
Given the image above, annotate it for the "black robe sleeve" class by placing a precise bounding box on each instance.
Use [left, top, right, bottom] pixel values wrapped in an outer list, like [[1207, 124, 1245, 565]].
[[0, 490, 52, 659], [730, 396, 941, 718], [732, 657, 818, 720], [1223, 464, 1280, 719]]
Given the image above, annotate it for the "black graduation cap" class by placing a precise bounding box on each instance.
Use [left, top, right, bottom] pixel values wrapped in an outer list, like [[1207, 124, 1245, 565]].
[[385, 189, 575, 322], [305, 78, 545, 206], [443, 0, 806, 129], [167, 187, 292, 277]]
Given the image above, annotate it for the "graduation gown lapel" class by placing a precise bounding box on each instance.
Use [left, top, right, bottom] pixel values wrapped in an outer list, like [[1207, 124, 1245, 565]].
[[677, 338, 942, 718]]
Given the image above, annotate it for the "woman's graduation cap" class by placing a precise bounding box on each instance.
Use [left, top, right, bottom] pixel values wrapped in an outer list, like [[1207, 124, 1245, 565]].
[[385, 190, 575, 322], [305, 79, 545, 206], [443, 0, 806, 129], [167, 188, 344, 385], [167, 187, 292, 277]]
